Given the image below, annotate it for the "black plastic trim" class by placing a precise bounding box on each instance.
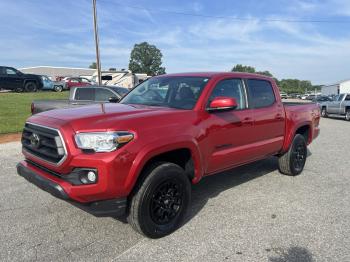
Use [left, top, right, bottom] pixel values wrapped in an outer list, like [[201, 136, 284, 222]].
[[16, 162, 127, 217]]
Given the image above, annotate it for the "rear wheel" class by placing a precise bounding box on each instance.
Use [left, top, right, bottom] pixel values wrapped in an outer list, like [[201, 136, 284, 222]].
[[345, 110, 350, 121], [127, 162, 191, 238], [24, 82, 38, 92], [321, 107, 328, 118], [278, 134, 307, 176]]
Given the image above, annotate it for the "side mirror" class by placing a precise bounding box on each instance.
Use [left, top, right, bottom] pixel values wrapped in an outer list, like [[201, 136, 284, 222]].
[[108, 96, 120, 103], [207, 97, 238, 112]]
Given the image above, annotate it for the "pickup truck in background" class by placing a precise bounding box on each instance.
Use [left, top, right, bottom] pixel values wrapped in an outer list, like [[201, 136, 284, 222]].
[[0, 66, 43, 92], [31, 85, 129, 114], [320, 93, 350, 121], [17, 72, 320, 238]]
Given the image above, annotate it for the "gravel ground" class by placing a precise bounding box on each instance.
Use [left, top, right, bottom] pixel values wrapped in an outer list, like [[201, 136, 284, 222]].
[[0, 118, 349, 262]]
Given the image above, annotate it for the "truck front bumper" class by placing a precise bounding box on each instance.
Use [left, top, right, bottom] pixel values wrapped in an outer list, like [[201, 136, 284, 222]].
[[17, 162, 127, 217]]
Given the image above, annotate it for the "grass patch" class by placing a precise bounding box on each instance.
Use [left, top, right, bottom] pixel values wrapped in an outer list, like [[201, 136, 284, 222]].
[[0, 91, 68, 134]]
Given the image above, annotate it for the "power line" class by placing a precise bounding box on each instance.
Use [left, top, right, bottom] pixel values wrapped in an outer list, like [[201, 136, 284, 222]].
[[101, 1, 350, 24]]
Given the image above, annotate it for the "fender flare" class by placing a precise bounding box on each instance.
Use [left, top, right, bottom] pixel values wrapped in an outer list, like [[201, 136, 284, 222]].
[[282, 121, 312, 153], [123, 136, 204, 191]]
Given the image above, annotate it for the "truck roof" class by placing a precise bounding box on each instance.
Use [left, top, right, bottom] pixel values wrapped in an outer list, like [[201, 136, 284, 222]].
[[157, 72, 273, 80]]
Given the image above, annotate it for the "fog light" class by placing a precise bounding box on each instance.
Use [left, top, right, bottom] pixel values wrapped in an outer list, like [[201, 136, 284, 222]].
[[87, 171, 97, 182]]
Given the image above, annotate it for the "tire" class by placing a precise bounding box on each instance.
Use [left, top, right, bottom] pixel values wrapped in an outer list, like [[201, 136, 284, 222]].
[[24, 82, 38, 92], [345, 110, 350, 121], [54, 85, 63, 92], [278, 134, 307, 176], [127, 162, 191, 238], [321, 107, 328, 118]]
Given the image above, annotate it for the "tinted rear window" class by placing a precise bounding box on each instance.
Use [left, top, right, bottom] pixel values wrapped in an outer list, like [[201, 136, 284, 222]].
[[75, 88, 94, 100], [247, 79, 275, 108]]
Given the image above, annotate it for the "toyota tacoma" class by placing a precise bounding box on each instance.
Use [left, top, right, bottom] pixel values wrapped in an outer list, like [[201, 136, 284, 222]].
[[17, 72, 320, 238]]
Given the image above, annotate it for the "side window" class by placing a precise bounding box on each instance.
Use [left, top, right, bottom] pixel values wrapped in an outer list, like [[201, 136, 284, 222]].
[[81, 78, 90, 83], [208, 79, 246, 110], [70, 78, 79, 83], [247, 79, 276, 108], [95, 88, 114, 101], [75, 88, 95, 100], [6, 68, 17, 75], [345, 95, 350, 101], [338, 94, 345, 101]]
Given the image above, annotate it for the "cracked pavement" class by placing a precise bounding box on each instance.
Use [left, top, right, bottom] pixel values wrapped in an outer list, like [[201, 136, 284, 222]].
[[0, 118, 349, 261]]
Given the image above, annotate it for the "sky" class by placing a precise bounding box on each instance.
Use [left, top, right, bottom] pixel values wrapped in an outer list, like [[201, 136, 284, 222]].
[[1, 0, 350, 84]]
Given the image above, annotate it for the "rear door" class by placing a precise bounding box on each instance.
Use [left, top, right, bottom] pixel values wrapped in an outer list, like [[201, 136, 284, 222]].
[[340, 94, 350, 114], [246, 79, 285, 158]]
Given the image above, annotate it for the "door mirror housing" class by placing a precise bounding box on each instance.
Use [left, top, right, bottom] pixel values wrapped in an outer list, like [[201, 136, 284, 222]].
[[207, 97, 238, 112], [108, 96, 120, 103]]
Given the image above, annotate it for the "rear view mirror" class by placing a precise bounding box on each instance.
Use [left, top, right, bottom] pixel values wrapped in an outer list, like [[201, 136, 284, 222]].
[[108, 96, 120, 103], [207, 97, 238, 112]]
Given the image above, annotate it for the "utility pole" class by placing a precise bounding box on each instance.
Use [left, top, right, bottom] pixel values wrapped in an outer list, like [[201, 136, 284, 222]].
[[92, 0, 102, 85]]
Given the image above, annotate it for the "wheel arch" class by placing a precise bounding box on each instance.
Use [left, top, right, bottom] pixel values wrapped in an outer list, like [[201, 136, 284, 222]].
[[124, 139, 204, 195], [282, 122, 312, 153]]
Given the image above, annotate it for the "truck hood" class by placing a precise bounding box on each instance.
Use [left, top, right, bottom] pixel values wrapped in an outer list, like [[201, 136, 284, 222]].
[[29, 103, 192, 132]]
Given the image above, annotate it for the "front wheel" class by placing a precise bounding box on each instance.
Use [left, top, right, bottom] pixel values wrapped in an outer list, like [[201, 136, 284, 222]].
[[54, 85, 63, 92], [127, 162, 191, 238], [321, 107, 328, 118], [278, 134, 307, 176]]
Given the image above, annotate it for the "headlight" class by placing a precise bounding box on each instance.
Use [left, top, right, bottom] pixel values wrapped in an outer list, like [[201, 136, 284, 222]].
[[75, 132, 134, 152]]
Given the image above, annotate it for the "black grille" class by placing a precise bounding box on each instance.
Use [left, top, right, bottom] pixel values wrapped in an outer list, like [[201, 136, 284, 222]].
[[22, 123, 66, 164]]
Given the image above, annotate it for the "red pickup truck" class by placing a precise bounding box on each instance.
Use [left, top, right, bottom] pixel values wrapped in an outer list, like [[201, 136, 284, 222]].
[[17, 72, 320, 238]]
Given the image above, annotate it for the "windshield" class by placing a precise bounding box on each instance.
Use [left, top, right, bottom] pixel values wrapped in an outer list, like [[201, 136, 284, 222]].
[[120, 76, 210, 109]]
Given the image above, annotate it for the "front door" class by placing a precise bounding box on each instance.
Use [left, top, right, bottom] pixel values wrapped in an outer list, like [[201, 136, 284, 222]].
[[204, 78, 255, 174], [328, 94, 344, 114]]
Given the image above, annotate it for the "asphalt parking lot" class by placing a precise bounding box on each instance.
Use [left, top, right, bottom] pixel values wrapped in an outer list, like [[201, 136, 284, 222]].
[[1, 117, 349, 262]]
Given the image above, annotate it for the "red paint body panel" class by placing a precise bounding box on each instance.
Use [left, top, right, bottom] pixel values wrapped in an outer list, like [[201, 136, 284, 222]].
[[19, 72, 320, 204]]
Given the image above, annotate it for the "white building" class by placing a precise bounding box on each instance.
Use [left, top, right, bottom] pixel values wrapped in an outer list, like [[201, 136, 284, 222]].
[[19, 66, 96, 80], [321, 79, 350, 96]]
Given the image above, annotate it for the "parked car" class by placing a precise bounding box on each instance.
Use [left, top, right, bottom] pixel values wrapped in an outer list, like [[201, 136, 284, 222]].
[[320, 93, 350, 120], [312, 95, 332, 103], [17, 72, 320, 238], [0, 66, 43, 92], [41, 75, 66, 92], [64, 77, 92, 89], [31, 85, 129, 114], [280, 92, 288, 99]]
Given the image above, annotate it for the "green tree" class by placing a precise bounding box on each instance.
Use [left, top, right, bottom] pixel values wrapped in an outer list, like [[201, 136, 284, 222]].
[[256, 70, 273, 77], [128, 42, 166, 76], [89, 62, 97, 69], [231, 64, 273, 78], [231, 64, 256, 73]]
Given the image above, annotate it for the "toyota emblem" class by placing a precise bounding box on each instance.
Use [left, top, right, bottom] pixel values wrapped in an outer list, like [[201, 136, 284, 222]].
[[30, 133, 40, 148]]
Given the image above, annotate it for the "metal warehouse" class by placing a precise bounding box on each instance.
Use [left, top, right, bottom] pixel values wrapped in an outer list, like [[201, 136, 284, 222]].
[[19, 66, 96, 80], [322, 79, 350, 95]]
